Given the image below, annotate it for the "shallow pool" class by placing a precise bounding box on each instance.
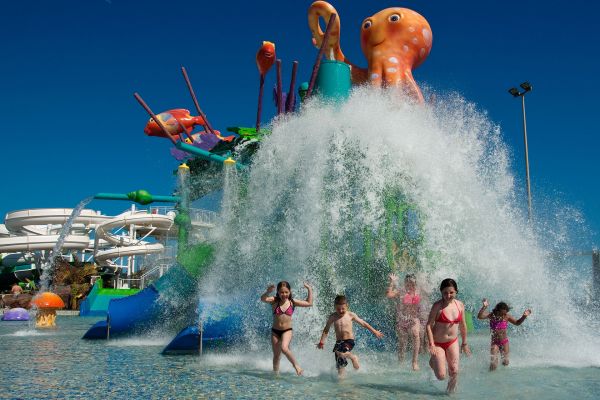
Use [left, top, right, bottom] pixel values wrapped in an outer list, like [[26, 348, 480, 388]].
[[1, 316, 598, 399]]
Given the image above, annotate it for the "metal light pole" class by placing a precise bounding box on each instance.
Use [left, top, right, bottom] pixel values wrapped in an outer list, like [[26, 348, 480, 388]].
[[508, 82, 533, 223]]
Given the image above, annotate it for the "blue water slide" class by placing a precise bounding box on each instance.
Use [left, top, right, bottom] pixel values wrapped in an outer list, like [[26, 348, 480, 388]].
[[162, 298, 247, 354], [82, 264, 197, 340]]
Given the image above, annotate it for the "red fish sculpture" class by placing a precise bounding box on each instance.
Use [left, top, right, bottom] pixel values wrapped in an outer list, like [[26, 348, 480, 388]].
[[255, 41, 276, 131], [144, 109, 207, 141], [308, 1, 432, 102], [256, 41, 276, 76]]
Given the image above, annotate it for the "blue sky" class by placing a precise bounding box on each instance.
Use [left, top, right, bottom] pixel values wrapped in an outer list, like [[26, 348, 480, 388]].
[[1, 0, 598, 249]]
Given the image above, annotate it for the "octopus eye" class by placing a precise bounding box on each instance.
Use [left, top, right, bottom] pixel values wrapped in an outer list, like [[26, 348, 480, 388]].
[[363, 20, 372, 29], [389, 14, 401, 22]]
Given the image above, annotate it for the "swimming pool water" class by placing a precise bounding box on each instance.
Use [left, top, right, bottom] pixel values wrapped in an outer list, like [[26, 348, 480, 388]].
[[1, 317, 598, 399]]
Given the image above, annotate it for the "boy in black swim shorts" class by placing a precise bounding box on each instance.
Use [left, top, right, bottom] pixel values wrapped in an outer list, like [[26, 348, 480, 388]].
[[317, 295, 384, 378]]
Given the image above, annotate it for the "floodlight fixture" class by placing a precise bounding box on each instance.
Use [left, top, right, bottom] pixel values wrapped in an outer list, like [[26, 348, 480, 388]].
[[520, 82, 532, 92], [508, 87, 520, 97]]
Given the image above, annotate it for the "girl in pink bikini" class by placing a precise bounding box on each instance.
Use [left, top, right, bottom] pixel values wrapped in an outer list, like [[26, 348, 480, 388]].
[[477, 299, 531, 371], [386, 273, 425, 370], [426, 278, 471, 394], [260, 281, 313, 375]]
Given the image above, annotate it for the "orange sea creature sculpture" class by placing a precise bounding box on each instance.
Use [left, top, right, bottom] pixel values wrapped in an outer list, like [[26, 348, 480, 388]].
[[256, 41, 276, 76], [32, 292, 65, 328], [255, 41, 276, 131], [144, 109, 207, 141], [144, 108, 233, 143], [308, 1, 432, 102]]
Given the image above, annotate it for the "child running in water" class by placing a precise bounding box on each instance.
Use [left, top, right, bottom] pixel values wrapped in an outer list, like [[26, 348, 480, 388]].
[[261, 281, 313, 375], [426, 278, 471, 394], [477, 298, 531, 371], [317, 295, 384, 379], [386, 273, 425, 370]]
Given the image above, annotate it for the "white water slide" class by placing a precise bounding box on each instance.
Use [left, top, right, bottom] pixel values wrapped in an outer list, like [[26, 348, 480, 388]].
[[0, 208, 176, 270], [0, 209, 110, 254], [93, 210, 176, 266]]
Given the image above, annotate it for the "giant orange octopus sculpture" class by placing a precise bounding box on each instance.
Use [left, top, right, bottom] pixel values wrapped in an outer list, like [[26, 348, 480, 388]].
[[308, 1, 432, 102]]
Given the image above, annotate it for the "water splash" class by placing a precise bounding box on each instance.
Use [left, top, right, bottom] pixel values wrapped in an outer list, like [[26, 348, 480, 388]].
[[198, 88, 598, 368], [39, 196, 93, 291]]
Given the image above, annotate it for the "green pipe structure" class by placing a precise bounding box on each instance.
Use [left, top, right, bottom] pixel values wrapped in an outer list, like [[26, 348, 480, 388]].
[[94, 193, 130, 201], [175, 142, 246, 170], [94, 190, 180, 205]]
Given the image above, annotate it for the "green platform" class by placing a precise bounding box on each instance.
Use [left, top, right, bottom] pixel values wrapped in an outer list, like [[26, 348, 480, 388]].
[[79, 280, 139, 317]]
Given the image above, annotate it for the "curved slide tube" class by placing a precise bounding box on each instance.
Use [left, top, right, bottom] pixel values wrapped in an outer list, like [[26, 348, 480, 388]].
[[0, 234, 90, 253], [0, 208, 110, 269], [93, 210, 175, 267], [3, 209, 110, 236], [162, 298, 246, 354], [83, 264, 198, 339], [0, 208, 109, 253]]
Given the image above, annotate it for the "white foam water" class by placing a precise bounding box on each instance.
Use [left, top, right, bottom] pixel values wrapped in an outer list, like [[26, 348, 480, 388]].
[[200, 87, 599, 369]]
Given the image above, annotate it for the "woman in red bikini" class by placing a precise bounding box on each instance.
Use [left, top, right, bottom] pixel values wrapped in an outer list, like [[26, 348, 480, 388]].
[[426, 278, 471, 394], [477, 299, 531, 371], [386, 273, 426, 370], [260, 281, 313, 375]]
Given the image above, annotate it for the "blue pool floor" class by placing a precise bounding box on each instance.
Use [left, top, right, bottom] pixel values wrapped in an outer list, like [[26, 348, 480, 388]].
[[1, 316, 598, 399]]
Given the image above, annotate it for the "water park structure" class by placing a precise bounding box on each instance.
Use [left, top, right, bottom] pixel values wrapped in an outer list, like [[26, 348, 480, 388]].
[[2, 3, 600, 398]]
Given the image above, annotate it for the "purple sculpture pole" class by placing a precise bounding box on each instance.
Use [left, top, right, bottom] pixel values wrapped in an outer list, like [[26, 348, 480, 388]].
[[306, 13, 337, 98], [256, 74, 265, 132], [133, 93, 177, 145], [181, 67, 217, 136], [285, 61, 298, 113], [276, 59, 283, 115]]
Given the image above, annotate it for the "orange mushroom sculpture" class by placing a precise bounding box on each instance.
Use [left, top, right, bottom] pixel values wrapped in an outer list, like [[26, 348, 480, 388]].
[[31, 292, 65, 328]]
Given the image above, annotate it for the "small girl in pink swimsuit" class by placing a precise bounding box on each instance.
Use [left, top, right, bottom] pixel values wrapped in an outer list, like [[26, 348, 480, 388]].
[[386, 273, 425, 370], [477, 299, 531, 371], [261, 281, 313, 375]]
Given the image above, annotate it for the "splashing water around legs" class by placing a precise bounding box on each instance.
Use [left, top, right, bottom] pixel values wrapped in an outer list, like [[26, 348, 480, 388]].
[[199, 87, 599, 374]]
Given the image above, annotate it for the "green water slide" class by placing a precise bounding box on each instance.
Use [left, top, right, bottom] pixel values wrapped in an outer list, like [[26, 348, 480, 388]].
[[79, 280, 140, 316]]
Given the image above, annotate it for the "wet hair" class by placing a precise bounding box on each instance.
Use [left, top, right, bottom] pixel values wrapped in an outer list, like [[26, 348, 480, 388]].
[[492, 302, 511, 316], [274, 281, 293, 302], [334, 295, 347, 305], [439, 278, 458, 293], [405, 274, 417, 284]]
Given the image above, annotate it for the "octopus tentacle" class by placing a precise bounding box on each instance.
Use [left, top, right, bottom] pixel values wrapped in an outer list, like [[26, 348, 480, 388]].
[[308, 1, 368, 84], [308, 1, 343, 61], [402, 70, 425, 103]]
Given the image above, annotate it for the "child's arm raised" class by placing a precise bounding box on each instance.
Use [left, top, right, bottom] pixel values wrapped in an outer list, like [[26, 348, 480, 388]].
[[260, 284, 276, 303], [507, 308, 531, 326], [351, 312, 384, 339], [385, 274, 400, 298], [292, 282, 313, 307], [477, 298, 490, 320], [317, 315, 334, 349]]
